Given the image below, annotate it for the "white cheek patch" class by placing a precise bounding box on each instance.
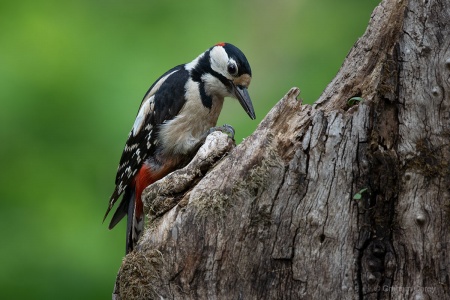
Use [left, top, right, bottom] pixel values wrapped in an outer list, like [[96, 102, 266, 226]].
[[209, 46, 231, 79], [202, 73, 229, 97], [132, 96, 154, 136]]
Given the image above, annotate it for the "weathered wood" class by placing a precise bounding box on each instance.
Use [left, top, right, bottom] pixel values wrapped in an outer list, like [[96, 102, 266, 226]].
[[113, 0, 450, 298]]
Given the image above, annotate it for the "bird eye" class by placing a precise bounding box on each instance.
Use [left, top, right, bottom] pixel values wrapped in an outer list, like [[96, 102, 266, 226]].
[[227, 63, 238, 76]]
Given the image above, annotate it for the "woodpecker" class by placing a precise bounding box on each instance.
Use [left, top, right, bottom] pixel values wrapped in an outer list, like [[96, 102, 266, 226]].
[[104, 43, 255, 253]]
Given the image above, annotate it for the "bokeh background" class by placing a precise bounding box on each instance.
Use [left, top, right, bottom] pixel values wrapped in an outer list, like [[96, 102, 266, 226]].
[[1, 0, 380, 299]]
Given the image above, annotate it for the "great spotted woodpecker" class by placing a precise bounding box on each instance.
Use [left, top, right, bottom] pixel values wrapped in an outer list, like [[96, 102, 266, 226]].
[[103, 43, 255, 253]]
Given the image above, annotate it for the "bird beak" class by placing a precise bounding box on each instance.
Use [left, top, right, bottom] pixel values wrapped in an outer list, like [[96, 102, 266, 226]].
[[231, 82, 256, 120]]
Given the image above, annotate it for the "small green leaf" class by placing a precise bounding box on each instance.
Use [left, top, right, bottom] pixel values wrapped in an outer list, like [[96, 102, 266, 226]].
[[353, 188, 368, 200], [347, 96, 365, 106]]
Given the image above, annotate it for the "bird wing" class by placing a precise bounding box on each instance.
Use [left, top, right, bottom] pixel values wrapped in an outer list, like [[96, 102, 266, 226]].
[[104, 65, 190, 220]]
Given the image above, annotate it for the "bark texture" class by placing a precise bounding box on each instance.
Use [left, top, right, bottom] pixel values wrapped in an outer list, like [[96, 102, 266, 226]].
[[113, 0, 450, 298]]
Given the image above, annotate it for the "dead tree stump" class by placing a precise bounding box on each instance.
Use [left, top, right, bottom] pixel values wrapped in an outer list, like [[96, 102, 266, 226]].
[[113, 0, 450, 298]]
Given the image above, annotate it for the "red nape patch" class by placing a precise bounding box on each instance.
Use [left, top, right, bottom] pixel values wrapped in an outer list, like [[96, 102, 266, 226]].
[[216, 42, 226, 47]]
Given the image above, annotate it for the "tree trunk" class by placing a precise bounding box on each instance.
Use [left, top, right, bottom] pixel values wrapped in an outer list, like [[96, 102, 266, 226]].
[[112, 0, 450, 298]]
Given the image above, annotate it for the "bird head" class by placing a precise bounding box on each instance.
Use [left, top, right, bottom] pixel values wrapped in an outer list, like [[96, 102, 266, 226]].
[[190, 43, 255, 120]]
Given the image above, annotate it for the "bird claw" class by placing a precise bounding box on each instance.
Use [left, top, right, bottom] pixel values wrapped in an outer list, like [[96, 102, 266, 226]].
[[208, 124, 235, 140]]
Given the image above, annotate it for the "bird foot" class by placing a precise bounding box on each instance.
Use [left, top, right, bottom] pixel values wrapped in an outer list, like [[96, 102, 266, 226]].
[[207, 124, 235, 140]]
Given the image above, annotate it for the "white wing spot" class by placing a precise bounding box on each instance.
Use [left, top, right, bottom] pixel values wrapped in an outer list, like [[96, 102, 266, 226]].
[[125, 143, 139, 152], [134, 149, 142, 163], [132, 96, 154, 136], [125, 166, 132, 178]]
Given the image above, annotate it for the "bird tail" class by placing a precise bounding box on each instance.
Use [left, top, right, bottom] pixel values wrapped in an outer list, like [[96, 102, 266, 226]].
[[126, 194, 144, 254], [107, 188, 143, 254], [108, 163, 161, 254]]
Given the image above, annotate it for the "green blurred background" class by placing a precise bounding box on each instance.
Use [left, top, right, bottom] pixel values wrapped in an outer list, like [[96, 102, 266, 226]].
[[0, 0, 380, 299]]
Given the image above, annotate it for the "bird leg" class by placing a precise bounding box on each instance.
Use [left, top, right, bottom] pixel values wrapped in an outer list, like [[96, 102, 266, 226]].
[[206, 124, 235, 140]]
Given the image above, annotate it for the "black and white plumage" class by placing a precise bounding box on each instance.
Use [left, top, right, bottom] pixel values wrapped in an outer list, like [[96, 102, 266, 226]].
[[104, 43, 255, 253]]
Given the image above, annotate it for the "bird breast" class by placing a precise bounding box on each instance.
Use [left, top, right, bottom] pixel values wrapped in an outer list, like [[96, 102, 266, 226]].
[[158, 78, 224, 155]]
